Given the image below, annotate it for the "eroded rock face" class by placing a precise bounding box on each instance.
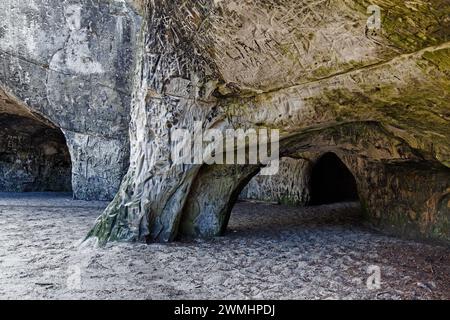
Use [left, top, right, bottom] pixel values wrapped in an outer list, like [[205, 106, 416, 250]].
[[0, 0, 142, 200], [240, 157, 311, 206], [88, 1, 449, 245], [1, 1, 449, 244]]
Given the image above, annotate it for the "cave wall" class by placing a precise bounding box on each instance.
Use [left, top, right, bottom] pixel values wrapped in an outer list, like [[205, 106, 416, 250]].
[[178, 122, 450, 243], [240, 157, 311, 206], [0, 114, 71, 192], [343, 156, 450, 243], [0, 0, 143, 200], [283, 123, 450, 243]]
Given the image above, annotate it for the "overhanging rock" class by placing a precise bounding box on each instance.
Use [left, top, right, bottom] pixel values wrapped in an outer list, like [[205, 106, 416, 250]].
[[0, 0, 448, 244]]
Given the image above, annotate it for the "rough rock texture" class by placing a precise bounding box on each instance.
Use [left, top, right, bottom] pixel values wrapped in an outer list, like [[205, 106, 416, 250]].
[[88, 0, 449, 245], [0, 114, 71, 192], [180, 165, 260, 239], [240, 157, 311, 206], [1, 1, 449, 244], [0, 0, 142, 200]]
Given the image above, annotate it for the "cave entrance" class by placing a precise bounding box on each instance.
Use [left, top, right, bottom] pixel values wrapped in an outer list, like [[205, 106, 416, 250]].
[[215, 153, 360, 238], [0, 113, 72, 193], [309, 152, 358, 205]]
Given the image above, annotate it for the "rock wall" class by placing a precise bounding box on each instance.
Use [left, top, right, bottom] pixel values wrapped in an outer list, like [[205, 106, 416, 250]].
[[240, 157, 311, 206], [0, 0, 143, 200], [343, 156, 450, 243]]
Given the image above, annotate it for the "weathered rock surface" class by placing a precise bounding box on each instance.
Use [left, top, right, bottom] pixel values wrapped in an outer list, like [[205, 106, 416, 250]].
[[0, 1, 449, 244], [88, 0, 449, 245], [240, 157, 311, 206], [0, 0, 142, 200]]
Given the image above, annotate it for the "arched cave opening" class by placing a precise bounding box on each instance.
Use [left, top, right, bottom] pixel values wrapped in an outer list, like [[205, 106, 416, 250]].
[[0, 114, 72, 193], [309, 152, 359, 205], [199, 156, 361, 238], [215, 154, 361, 238]]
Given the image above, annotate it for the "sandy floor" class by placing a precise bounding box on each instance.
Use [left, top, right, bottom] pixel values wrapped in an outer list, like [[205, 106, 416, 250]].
[[0, 192, 448, 300]]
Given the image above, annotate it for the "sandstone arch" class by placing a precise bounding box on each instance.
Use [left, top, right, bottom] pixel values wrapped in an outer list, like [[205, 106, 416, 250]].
[[176, 121, 449, 242], [179, 164, 261, 239]]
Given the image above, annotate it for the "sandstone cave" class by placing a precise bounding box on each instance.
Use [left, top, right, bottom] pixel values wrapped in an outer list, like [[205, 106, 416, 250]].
[[0, 0, 447, 246], [309, 153, 359, 205], [0, 0, 449, 300]]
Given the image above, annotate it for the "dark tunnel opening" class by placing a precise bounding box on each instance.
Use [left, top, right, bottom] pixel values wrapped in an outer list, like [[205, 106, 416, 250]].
[[309, 152, 359, 205], [0, 114, 72, 193]]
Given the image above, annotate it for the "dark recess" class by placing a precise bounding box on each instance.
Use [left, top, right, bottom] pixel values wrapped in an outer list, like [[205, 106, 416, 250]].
[[0, 114, 72, 192], [309, 152, 359, 205]]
